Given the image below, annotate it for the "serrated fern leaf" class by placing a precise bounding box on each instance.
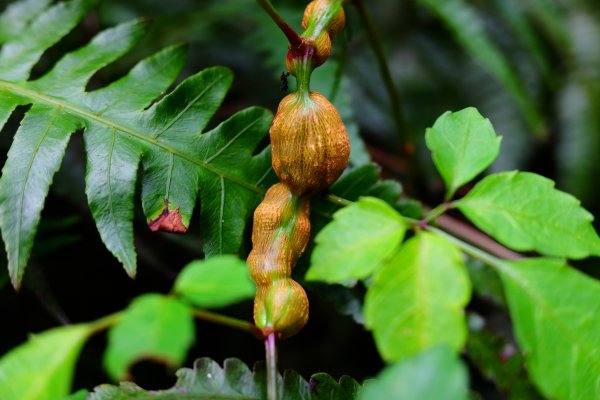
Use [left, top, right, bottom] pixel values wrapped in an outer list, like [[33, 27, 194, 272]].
[[0, 0, 272, 288], [89, 357, 360, 400]]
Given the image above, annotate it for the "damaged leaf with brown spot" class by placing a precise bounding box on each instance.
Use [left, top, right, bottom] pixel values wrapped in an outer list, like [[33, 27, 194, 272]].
[[148, 201, 187, 233]]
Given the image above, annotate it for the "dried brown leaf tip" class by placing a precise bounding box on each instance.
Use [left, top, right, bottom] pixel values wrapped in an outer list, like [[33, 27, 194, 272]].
[[148, 201, 187, 233]]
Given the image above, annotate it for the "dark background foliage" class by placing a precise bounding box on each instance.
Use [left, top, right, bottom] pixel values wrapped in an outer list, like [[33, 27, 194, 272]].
[[0, 0, 598, 398]]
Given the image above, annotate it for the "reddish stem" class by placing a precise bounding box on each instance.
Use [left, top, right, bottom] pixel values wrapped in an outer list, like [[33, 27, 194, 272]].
[[257, 0, 302, 47]]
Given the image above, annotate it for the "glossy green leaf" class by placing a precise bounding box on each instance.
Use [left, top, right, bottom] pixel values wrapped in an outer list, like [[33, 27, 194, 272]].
[[306, 197, 407, 284], [497, 258, 600, 399], [104, 294, 195, 381], [63, 390, 89, 400], [417, 0, 544, 134], [364, 232, 470, 362], [456, 171, 600, 258], [90, 357, 361, 399], [0, 0, 51, 42], [359, 347, 469, 400], [425, 107, 501, 199], [0, 324, 91, 400], [0, 2, 273, 287], [174, 255, 255, 308]]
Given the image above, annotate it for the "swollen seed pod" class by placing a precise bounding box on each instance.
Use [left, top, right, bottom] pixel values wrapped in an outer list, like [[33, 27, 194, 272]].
[[247, 183, 311, 286], [302, 0, 346, 37], [312, 31, 332, 67], [254, 278, 309, 338], [271, 91, 350, 194]]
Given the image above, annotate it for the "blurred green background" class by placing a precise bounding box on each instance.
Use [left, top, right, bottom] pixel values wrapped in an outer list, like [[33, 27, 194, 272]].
[[0, 0, 598, 398]]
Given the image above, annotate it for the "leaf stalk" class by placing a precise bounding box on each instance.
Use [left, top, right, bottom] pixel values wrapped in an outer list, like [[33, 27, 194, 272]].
[[265, 332, 279, 400]]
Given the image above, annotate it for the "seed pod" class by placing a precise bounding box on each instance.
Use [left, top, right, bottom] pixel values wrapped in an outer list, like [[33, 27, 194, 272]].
[[247, 183, 311, 286], [254, 278, 309, 338], [312, 31, 332, 67], [302, 0, 346, 37], [271, 91, 350, 194]]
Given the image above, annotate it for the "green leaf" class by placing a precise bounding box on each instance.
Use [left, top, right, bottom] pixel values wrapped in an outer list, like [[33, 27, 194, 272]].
[[0, 324, 91, 400], [90, 357, 361, 399], [63, 390, 89, 400], [456, 171, 600, 258], [364, 232, 471, 362], [306, 197, 407, 284], [174, 255, 256, 309], [0, 2, 273, 286], [0, 0, 52, 42], [425, 107, 501, 199], [359, 347, 469, 400], [497, 258, 600, 399], [417, 0, 544, 135], [104, 294, 195, 381]]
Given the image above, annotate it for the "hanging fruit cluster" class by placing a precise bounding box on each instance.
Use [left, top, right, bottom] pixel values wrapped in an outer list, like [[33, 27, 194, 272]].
[[248, 0, 349, 338]]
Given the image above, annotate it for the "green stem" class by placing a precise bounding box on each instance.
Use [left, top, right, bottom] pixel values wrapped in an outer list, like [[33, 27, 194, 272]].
[[89, 311, 122, 335], [325, 193, 353, 206], [192, 309, 263, 338], [424, 202, 453, 222], [256, 0, 302, 46], [265, 333, 279, 400], [425, 225, 506, 270], [353, 0, 408, 146]]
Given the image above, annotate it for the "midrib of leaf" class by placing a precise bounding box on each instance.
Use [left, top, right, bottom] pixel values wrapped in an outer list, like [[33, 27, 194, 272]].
[[219, 176, 225, 255], [499, 264, 600, 379], [106, 127, 129, 266], [16, 106, 61, 271], [449, 110, 473, 196], [0, 80, 264, 195]]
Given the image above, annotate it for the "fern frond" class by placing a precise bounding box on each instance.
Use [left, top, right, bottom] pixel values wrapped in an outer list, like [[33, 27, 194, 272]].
[[0, 0, 273, 288]]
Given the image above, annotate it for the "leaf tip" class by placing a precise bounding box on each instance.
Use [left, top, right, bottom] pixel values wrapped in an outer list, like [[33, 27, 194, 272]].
[[148, 203, 187, 234]]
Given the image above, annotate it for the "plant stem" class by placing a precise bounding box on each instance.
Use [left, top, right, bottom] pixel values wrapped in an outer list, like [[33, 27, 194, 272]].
[[89, 311, 122, 335], [265, 333, 279, 400], [353, 0, 408, 146], [325, 193, 353, 206], [434, 214, 522, 260], [425, 225, 507, 270], [424, 202, 453, 222], [192, 309, 263, 339], [256, 0, 302, 47]]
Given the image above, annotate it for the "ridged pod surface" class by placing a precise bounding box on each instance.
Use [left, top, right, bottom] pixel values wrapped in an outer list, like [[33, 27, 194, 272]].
[[302, 0, 346, 36], [248, 183, 311, 338], [271, 92, 350, 194], [247, 183, 311, 286], [248, 0, 347, 339]]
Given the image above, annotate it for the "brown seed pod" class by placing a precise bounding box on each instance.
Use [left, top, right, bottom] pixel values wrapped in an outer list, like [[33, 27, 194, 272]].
[[254, 278, 309, 338], [302, 0, 346, 37], [271, 91, 350, 194], [312, 31, 332, 67], [247, 183, 311, 286]]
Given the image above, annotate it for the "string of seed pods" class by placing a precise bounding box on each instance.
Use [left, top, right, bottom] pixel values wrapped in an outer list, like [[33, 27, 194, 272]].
[[248, 0, 349, 340]]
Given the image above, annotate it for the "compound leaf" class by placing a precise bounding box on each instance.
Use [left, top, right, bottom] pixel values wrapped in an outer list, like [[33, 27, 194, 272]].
[[364, 232, 471, 362], [174, 255, 256, 309], [497, 258, 600, 399], [359, 347, 468, 400], [425, 107, 501, 199], [0, 1, 273, 287], [456, 171, 600, 258], [103, 294, 195, 381], [306, 197, 407, 284], [0, 324, 91, 400], [90, 357, 361, 400]]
